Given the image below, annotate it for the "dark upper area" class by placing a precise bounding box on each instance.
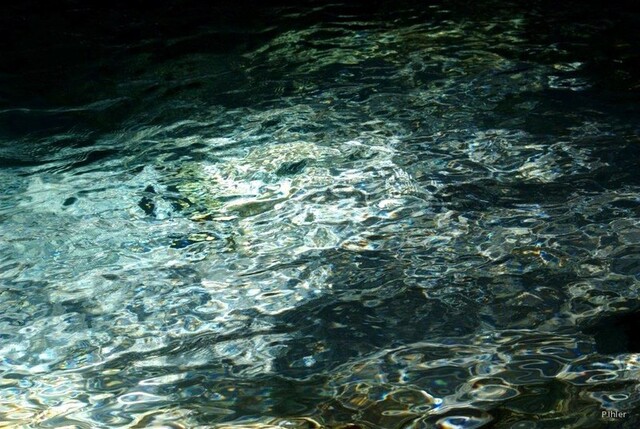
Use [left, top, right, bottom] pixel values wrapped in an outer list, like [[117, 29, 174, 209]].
[[1, 0, 638, 111]]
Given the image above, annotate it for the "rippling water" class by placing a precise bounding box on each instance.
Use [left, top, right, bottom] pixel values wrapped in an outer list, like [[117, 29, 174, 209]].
[[1, 1, 639, 427]]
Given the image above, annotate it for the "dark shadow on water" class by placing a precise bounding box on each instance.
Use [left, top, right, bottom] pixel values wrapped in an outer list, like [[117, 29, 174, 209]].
[[584, 308, 640, 354]]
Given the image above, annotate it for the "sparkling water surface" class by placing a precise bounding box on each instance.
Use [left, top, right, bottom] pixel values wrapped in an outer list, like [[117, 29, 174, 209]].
[[1, 1, 639, 427]]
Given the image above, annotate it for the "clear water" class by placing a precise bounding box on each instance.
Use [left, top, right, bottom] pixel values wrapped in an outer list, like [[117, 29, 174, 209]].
[[1, 1, 639, 427]]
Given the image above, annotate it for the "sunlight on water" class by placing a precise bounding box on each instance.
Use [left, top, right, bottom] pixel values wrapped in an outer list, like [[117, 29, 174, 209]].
[[0, 1, 639, 428]]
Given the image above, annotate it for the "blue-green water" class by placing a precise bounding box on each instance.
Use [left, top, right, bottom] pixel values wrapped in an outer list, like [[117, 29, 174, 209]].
[[1, 1, 639, 427]]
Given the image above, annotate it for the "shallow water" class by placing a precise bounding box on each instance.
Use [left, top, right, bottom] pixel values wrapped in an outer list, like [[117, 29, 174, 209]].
[[1, 1, 639, 427]]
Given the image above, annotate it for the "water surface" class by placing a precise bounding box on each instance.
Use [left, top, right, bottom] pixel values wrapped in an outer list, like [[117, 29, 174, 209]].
[[1, 1, 639, 427]]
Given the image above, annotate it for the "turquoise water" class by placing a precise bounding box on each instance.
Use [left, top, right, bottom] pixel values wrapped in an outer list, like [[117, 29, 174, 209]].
[[1, 1, 639, 427]]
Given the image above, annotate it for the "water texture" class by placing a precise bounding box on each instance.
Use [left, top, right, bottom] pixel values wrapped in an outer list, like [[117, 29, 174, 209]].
[[1, 1, 639, 427]]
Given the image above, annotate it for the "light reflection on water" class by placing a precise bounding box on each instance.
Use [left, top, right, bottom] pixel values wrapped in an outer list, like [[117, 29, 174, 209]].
[[1, 1, 639, 428]]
